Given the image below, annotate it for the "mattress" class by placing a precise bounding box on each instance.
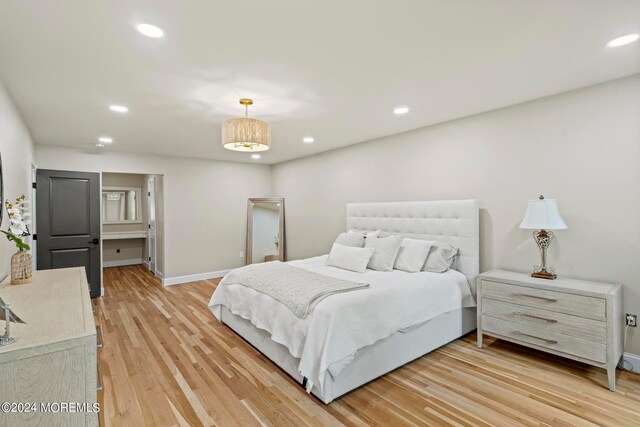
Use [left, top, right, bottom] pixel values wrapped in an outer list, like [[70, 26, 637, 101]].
[[208, 255, 476, 393]]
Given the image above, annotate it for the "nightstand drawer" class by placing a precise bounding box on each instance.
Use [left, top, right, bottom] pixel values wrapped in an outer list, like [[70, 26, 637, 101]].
[[481, 280, 606, 320], [481, 298, 606, 343], [481, 316, 606, 363]]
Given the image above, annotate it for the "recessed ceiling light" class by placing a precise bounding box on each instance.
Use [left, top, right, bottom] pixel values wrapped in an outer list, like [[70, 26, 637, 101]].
[[109, 105, 128, 113], [393, 106, 410, 115], [98, 137, 113, 143], [251, 154, 261, 159], [607, 33, 639, 47], [302, 136, 314, 143], [137, 24, 164, 38], [95, 143, 105, 147]]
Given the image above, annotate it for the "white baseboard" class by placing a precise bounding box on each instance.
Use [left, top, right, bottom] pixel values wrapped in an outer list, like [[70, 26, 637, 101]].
[[162, 269, 230, 287], [103, 258, 144, 268], [155, 269, 164, 279], [620, 352, 640, 374]]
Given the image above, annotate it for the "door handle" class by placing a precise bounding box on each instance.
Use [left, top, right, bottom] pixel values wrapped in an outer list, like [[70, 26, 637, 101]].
[[89, 238, 100, 245]]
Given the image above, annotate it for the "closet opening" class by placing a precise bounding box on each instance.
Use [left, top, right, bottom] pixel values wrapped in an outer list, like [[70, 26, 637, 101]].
[[101, 172, 165, 280]]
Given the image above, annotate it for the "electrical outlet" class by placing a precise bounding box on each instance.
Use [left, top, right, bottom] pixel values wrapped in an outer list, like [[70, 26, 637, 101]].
[[239, 251, 245, 259], [626, 313, 637, 327]]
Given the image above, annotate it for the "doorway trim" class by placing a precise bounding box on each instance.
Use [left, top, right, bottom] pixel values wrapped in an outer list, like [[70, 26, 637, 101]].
[[147, 176, 158, 277]]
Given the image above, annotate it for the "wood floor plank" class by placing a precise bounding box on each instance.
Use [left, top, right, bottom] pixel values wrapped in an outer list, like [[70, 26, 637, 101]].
[[97, 265, 640, 426]]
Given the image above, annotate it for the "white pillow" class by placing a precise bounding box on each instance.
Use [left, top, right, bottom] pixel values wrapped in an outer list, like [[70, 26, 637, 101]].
[[348, 229, 380, 242], [326, 243, 374, 273], [422, 242, 458, 273], [394, 238, 434, 273], [365, 235, 403, 271], [335, 231, 365, 247], [365, 229, 380, 241]]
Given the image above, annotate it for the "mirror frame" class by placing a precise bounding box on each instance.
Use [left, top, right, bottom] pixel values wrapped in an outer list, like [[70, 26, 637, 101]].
[[0, 152, 3, 227], [102, 186, 142, 224], [246, 198, 285, 265]]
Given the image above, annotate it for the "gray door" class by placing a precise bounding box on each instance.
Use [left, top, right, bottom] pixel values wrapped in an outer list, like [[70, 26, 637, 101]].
[[36, 169, 101, 298]]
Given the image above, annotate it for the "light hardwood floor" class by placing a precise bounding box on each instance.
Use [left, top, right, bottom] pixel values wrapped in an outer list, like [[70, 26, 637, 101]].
[[95, 265, 640, 426]]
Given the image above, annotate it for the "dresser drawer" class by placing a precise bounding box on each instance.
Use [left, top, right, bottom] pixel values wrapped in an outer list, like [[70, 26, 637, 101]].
[[481, 298, 606, 343], [481, 315, 606, 363], [481, 280, 606, 321]]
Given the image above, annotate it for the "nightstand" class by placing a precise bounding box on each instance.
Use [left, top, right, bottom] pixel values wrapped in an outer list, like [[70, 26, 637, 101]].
[[477, 270, 623, 391]]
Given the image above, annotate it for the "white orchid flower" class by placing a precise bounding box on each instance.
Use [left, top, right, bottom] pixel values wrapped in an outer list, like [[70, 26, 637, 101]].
[[10, 225, 26, 236], [10, 218, 28, 232], [7, 207, 20, 216]]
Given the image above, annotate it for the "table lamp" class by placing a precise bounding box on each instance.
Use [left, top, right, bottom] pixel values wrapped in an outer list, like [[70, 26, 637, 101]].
[[519, 195, 567, 280]]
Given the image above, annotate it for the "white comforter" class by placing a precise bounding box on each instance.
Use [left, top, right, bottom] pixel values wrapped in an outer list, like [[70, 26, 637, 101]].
[[208, 255, 476, 393]]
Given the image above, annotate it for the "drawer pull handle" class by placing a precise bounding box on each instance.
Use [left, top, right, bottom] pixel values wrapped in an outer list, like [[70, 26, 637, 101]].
[[513, 331, 558, 344], [514, 312, 558, 323], [96, 325, 103, 348], [513, 293, 557, 302], [97, 365, 103, 391]]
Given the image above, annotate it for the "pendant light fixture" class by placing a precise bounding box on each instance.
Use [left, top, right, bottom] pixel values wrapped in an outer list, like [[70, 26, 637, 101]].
[[222, 98, 271, 152]]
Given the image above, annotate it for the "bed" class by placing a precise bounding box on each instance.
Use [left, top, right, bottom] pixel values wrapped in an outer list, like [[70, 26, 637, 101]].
[[209, 200, 479, 403]]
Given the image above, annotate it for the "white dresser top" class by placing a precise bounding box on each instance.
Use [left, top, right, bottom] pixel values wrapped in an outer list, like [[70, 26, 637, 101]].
[[479, 269, 621, 297], [0, 267, 96, 355]]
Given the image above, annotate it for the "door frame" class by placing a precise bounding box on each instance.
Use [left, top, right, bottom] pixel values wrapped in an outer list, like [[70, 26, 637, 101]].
[[30, 159, 37, 272], [147, 176, 157, 276]]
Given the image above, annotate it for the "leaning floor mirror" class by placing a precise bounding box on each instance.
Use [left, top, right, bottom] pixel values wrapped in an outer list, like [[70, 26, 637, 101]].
[[246, 198, 285, 265]]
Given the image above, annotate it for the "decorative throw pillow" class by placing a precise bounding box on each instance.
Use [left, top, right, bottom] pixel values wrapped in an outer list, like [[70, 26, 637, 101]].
[[326, 243, 375, 273], [348, 229, 380, 242], [394, 238, 434, 273], [422, 242, 458, 273], [364, 229, 380, 241], [364, 235, 403, 271], [335, 231, 365, 248]]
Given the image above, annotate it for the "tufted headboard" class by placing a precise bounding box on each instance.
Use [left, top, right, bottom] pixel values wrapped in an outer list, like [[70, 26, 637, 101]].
[[346, 200, 480, 294]]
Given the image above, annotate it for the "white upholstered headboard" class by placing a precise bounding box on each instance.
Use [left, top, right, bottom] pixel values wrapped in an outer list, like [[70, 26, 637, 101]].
[[346, 200, 480, 293]]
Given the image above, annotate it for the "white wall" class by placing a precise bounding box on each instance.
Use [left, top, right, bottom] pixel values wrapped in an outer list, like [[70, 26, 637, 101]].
[[272, 74, 640, 354], [0, 81, 36, 281], [34, 146, 271, 281]]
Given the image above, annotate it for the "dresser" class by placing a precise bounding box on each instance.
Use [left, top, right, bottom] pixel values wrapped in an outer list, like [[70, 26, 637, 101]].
[[477, 270, 623, 391], [0, 268, 98, 426]]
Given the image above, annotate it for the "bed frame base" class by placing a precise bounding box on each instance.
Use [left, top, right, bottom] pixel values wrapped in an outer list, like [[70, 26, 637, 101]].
[[220, 306, 476, 404]]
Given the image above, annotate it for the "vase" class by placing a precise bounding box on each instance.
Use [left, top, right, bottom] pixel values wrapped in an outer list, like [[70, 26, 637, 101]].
[[11, 250, 32, 285]]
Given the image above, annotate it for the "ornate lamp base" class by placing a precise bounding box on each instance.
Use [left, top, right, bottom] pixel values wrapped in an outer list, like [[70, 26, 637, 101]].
[[531, 229, 557, 280], [532, 268, 557, 280], [0, 336, 17, 346]]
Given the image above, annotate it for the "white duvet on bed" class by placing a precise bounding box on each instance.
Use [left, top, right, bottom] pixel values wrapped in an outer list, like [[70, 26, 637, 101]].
[[208, 255, 476, 393]]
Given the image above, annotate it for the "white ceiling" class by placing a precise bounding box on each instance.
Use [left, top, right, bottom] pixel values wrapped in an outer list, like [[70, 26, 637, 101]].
[[1, 0, 639, 164]]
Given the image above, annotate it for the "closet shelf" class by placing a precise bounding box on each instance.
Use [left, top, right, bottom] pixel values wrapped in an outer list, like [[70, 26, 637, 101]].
[[102, 231, 147, 240]]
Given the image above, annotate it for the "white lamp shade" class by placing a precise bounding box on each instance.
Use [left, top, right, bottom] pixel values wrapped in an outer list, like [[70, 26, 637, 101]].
[[519, 198, 567, 230]]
